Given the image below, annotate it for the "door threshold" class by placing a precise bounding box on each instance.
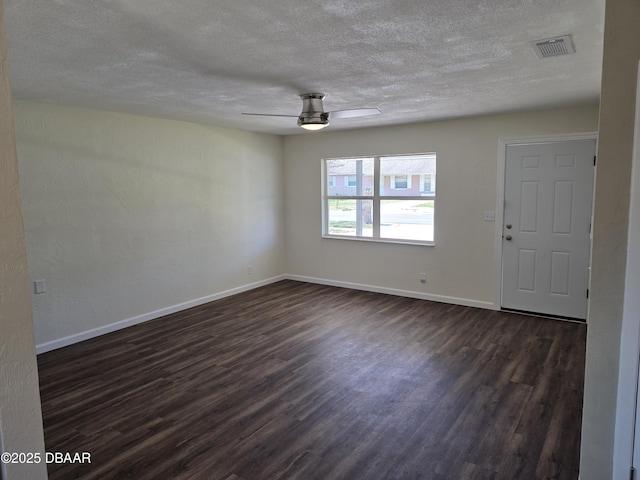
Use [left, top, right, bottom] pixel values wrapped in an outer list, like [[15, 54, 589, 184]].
[[501, 307, 586, 324]]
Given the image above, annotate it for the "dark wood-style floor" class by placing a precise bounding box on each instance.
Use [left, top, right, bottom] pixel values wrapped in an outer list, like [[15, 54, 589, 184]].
[[37, 280, 586, 480]]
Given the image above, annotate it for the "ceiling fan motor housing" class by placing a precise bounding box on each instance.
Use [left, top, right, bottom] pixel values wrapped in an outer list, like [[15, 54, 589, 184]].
[[298, 93, 329, 127]]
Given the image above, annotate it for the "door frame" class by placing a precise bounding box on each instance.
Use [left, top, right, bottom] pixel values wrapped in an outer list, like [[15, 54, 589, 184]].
[[494, 132, 598, 314]]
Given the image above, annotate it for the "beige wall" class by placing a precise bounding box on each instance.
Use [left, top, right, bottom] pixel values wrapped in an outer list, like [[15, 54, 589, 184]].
[[283, 106, 599, 304], [14, 101, 285, 349], [581, 0, 640, 477], [0, 1, 47, 479]]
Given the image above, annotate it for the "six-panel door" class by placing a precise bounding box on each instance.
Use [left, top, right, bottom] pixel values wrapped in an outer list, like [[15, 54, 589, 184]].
[[502, 140, 595, 320]]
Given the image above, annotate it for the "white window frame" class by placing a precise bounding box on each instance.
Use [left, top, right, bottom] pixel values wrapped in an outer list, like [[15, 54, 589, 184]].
[[323, 154, 436, 246], [328, 176, 336, 188]]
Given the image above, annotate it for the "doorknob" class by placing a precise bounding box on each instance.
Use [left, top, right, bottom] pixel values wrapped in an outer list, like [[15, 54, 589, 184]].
[[505, 235, 513, 241]]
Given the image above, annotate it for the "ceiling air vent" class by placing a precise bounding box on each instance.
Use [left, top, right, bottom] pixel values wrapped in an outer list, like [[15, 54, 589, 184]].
[[531, 35, 575, 59]]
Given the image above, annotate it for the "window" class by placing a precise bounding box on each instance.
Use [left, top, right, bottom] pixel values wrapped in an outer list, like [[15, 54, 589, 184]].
[[323, 154, 436, 244], [328, 177, 336, 188], [391, 175, 411, 189], [421, 173, 436, 194]]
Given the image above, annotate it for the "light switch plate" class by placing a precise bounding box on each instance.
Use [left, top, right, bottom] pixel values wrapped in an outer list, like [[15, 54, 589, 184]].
[[34, 279, 46, 294]]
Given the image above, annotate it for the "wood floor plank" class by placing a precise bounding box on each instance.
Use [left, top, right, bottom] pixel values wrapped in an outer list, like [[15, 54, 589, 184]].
[[37, 280, 586, 479]]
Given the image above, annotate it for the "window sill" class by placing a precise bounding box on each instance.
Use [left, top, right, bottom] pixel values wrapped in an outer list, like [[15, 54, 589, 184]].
[[322, 234, 435, 247]]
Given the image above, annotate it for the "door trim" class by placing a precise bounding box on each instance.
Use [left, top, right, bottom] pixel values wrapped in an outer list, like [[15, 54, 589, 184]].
[[494, 132, 598, 313], [613, 61, 640, 479]]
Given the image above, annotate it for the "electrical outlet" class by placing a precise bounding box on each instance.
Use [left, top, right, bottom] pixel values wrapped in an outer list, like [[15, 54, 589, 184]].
[[419, 273, 427, 284], [247, 265, 253, 275]]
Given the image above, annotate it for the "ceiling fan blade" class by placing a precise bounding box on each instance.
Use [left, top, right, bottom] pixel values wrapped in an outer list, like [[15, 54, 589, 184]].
[[328, 108, 381, 119], [242, 113, 298, 117]]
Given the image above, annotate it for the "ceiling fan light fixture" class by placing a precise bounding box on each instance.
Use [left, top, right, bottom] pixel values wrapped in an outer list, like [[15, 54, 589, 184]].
[[298, 94, 329, 130], [243, 92, 379, 131], [300, 122, 329, 131], [298, 110, 329, 131]]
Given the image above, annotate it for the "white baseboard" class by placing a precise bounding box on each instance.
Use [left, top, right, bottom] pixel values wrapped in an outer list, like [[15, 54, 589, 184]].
[[285, 274, 497, 310], [36, 273, 497, 354], [35, 275, 286, 354]]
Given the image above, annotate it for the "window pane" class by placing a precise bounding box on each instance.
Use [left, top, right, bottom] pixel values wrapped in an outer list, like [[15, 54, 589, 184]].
[[380, 155, 435, 197], [327, 199, 373, 237], [327, 158, 374, 196], [380, 199, 434, 242]]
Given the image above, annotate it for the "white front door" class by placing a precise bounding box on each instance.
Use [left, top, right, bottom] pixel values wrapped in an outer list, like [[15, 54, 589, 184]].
[[501, 140, 595, 320]]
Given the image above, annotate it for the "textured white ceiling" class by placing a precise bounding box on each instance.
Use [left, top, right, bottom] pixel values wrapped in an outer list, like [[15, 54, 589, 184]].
[[4, 0, 605, 135]]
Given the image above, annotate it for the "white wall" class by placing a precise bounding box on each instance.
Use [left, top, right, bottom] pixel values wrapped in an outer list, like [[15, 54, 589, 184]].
[[14, 101, 285, 350], [582, 0, 640, 477], [0, 1, 47, 478], [283, 106, 599, 305]]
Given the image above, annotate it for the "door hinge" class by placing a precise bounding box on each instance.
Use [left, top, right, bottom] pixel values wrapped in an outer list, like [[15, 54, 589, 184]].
[[586, 289, 590, 299], [631, 466, 636, 480], [594, 155, 597, 166]]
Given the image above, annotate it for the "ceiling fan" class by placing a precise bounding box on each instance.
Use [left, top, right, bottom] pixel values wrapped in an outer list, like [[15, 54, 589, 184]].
[[242, 93, 381, 131]]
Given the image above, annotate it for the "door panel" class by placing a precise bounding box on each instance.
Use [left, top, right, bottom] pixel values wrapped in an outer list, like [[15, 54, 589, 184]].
[[520, 182, 539, 232], [553, 181, 574, 233], [517, 250, 537, 291], [502, 140, 595, 319], [550, 251, 571, 295]]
